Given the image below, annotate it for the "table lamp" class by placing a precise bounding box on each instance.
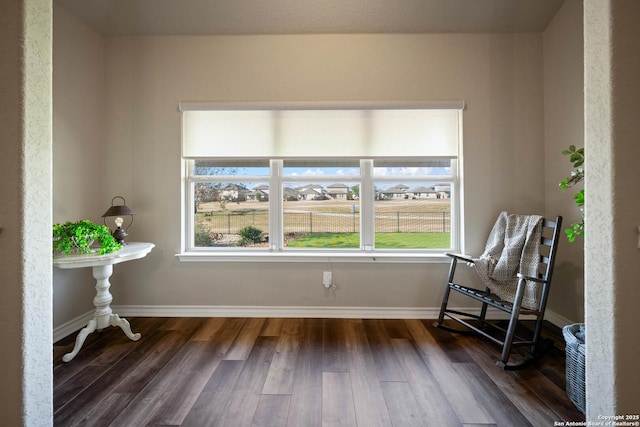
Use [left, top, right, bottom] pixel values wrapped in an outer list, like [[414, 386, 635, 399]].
[[102, 196, 136, 245]]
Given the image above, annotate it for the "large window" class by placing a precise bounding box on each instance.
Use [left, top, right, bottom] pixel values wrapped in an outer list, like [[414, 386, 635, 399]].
[[181, 103, 463, 258]]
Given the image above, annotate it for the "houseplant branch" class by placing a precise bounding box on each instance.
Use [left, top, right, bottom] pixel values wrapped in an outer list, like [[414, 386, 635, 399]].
[[559, 145, 584, 242]]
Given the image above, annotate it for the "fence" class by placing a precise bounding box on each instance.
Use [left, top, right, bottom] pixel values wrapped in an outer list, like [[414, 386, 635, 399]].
[[198, 210, 450, 235]]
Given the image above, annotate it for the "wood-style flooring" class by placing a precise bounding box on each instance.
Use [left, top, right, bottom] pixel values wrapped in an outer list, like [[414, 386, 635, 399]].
[[53, 317, 585, 426]]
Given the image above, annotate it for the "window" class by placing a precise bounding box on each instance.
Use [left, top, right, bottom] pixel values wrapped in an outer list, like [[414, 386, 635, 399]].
[[181, 102, 463, 259], [190, 160, 270, 248], [373, 159, 453, 250], [282, 160, 362, 249]]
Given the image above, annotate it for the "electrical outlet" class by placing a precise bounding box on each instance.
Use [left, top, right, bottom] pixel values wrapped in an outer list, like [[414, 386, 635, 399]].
[[323, 271, 332, 288]]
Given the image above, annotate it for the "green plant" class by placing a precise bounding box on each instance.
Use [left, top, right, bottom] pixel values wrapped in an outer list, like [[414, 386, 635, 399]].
[[559, 145, 585, 242], [194, 223, 214, 247], [238, 225, 263, 246], [53, 219, 121, 256]]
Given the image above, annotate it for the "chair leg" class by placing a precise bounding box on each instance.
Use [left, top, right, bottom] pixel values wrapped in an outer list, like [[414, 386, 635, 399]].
[[499, 278, 527, 368], [435, 258, 458, 326], [530, 284, 551, 358], [478, 289, 490, 328], [529, 314, 546, 358], [436, 284, 452, 325]]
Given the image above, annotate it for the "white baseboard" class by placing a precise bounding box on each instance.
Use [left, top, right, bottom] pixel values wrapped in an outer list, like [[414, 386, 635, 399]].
[[53, 311, 94, 343], [111, 304, 446, 320], [54, 305, 574, 342], [543, 310, 575, 329]]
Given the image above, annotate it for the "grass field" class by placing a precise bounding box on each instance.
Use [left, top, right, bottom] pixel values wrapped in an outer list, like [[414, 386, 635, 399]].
[[196, 198, 452, 248], [285, 232, 451, 249]]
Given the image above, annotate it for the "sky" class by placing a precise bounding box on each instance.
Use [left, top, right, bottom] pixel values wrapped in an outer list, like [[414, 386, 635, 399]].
[[194, 165, 452, 190], [195, 166, 450, 177]]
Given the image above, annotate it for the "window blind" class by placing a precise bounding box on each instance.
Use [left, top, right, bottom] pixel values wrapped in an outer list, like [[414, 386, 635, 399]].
[[180, 102, 463, 159]]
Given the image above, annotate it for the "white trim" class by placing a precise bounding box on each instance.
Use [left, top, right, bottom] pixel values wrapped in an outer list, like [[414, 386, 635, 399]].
[[53, 311, 94, 343], [176, 252, 451, 263], [179, 100, 466, 112], [54, 306, 575, 342], [543, 309, 576, 329], [113, 305, 573, 325], [112, 304, 442, 319]]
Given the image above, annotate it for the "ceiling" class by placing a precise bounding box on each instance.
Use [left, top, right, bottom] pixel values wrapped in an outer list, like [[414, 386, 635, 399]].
[[55, 0, 565, 36]]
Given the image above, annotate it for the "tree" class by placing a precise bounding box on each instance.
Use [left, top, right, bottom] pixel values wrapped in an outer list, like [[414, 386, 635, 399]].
[[193, 164, 238, 213], [194, 183, 219, 213], [350, 184, 359, 200]]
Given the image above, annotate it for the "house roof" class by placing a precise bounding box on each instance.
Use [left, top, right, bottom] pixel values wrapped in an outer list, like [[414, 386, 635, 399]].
[[298, 188, 321, 195], [299, 184, 324, 191], [384, 184, 409, 192], [408, 186, 436, 193]]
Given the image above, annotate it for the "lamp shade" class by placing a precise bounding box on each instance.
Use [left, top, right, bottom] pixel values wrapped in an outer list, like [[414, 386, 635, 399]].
[[102, 204, 135, 217], [102, 196, 136, 218]]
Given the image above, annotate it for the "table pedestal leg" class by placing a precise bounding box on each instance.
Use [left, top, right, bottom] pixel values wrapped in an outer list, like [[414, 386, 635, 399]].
[[62, 264, 141, 362], [62, 319, 97, 362], [110, 313, 141, 340]]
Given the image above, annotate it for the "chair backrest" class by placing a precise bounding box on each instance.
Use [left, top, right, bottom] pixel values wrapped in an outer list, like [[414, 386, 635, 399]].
[[537, 216, 563, 285]]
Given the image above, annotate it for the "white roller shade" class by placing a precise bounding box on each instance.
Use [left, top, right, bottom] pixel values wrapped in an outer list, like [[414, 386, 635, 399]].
[[182, 110, 275, 158], [181, 102, 463, 159], [369, 109, 459, 157], [278, 109, 366, 157]]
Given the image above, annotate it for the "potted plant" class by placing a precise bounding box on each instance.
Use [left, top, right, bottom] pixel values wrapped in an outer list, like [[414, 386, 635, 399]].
[[52, 219, 121, 256], [559, 145, 586, 414]]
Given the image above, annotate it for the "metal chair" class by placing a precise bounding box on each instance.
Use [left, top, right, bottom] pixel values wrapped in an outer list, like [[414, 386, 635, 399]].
[[434, 213, 562, 369]]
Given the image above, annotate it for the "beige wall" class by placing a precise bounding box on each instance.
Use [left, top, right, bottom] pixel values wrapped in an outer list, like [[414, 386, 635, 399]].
[[97, 33, 545, 312], [53, 5, 106, 327], [53, 12, 587, 329], [543, 0, 585, 322]]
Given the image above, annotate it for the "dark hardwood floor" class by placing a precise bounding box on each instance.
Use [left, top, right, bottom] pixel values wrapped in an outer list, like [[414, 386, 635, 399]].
[[53, 317, 584, 426]]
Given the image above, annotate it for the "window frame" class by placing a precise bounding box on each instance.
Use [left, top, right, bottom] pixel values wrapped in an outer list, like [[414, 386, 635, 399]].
[[178, 103, 463, 263]]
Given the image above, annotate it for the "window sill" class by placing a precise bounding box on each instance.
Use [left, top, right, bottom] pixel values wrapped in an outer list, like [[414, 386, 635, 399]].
[[176, 251, 450, 263]]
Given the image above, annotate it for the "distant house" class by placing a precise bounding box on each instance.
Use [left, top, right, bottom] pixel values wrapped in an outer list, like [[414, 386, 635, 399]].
[[408, 186, 438, 199], [433, 184, 451, 198], [298, 187, 323, 200], [246, 184, 269, 202], [283, 187, 299, 201], [327, 183, 350, 199], [298, 184, 327, 200], [220, 183, 248, 201], [378, 184, 409, 200]]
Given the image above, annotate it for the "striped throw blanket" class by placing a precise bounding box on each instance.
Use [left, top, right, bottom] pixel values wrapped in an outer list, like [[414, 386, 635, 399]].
[[474, 211, 543, 310]]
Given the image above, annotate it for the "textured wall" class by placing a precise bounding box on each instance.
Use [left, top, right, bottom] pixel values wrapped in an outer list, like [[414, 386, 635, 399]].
[[0, 0, 53, 424], [584, 0, 640, 418], [0, 1, 24, 422]]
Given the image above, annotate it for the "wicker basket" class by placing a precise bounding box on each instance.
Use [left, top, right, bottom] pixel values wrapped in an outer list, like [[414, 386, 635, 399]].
[[562, 323, 586, 414]]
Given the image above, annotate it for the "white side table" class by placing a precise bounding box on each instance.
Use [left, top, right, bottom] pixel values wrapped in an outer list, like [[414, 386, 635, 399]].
[[53, 242, 155, 362]]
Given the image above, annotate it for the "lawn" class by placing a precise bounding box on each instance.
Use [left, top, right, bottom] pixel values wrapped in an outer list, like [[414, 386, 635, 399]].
[[285, 232, 451, 249]]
